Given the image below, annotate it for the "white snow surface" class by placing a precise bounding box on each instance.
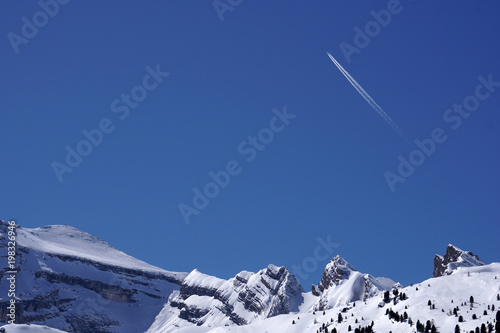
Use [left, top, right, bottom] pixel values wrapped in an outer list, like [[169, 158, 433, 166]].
[[0, 324, 65, 332], [15, 224, 185, 280]]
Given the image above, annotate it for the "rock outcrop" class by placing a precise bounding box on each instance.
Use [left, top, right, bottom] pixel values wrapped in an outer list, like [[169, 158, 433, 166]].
[[433, 244, 486, 277]]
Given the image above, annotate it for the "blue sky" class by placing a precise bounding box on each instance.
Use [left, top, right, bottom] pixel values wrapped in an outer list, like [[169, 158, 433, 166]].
[[1, 0, 499, 289]]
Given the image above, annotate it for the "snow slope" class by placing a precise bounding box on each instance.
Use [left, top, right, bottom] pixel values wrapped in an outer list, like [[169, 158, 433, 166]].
[[0, 324, 65, 333], [15, 224, 184, 280]]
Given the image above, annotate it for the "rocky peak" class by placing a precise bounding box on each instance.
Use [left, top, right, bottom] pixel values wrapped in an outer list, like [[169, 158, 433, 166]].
[[157, 264, 304, 329], [313, 255, 357, 295], [433, 244, 486, 277], [311, 255, 396, 310]]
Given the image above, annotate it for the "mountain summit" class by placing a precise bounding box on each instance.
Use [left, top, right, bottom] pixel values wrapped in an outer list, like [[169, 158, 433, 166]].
[[311, 255, 396, 310], [313, 255, 357, 295], [433, 244, 486, 277], [147, 264, 304, 332]]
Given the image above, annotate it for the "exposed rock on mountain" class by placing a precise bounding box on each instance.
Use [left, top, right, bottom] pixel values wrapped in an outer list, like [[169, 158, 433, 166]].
[[433, 244, 486, 277], [311, 255, 396, 310]]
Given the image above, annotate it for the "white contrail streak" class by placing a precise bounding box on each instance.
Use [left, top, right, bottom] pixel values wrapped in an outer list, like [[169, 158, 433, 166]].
[[326, 52, 404, 136]]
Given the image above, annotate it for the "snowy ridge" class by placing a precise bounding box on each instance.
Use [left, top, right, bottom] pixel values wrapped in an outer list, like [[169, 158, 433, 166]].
[[0, 324, 66, 332], [15, 223, 185, 280], [147, 264, 304, 332]]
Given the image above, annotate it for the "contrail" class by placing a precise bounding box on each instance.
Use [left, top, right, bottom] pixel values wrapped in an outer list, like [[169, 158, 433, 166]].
[[326, 52, 404, 137]]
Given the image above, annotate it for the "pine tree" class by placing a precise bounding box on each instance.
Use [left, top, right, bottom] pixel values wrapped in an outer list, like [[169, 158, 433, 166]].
[[384, 290, 390, 303], [426, 320, 432, 332], [495, 310, 500, 332], [455, 324, 460, 333]]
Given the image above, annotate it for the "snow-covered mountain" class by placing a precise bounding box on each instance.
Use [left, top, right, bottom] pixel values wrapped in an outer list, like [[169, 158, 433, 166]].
[[185, 263, 500, 333], [146, 265, 303, 332], [311, 256, 397, 311], [0, 220, 187, 332], [1, 219, 498, 333], [433, 244, 486, 277]]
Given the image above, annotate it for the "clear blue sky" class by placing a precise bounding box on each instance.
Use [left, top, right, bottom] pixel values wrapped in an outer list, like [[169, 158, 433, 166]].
[[1, 1, 499, 290]]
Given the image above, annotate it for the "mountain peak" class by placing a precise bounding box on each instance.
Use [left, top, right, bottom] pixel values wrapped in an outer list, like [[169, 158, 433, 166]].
[[152, 264, 304, 330], [433, 244, 486, 277], [311, 256, 396, 310], [314, 256, 357, 294]]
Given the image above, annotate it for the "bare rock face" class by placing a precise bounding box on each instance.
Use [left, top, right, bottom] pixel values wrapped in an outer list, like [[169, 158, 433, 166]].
[[313, 255, 357, 295], [0, 220, 186, 333], [433, 244, 486, 277]]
